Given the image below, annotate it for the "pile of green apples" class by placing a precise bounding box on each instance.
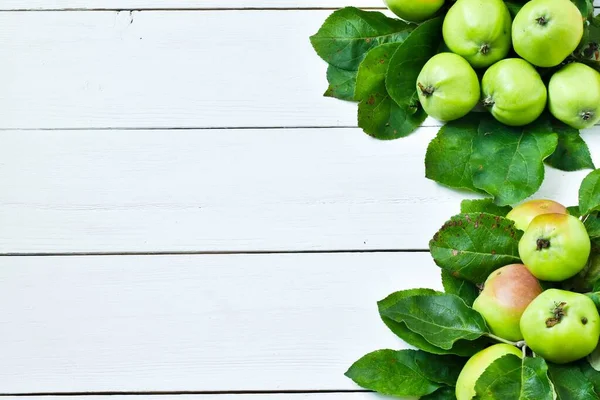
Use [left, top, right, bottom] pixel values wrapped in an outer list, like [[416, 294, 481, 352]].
[[385, 0, 600, 129], [456, 199, 598, 399]]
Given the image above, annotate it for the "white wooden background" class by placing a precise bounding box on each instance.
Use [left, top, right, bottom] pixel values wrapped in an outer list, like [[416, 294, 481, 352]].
[[0, 1, 599, 398]]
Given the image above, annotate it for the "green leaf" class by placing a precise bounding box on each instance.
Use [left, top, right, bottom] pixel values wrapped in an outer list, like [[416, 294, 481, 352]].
[[568, 206, 582, 218], [545, 122, 595, 172], [355, 42, 399, 101], [379, 292, 489, 350], [584, 212, 600, 240], [474, 355, 554, 400], [579, 169, 600, 216], [460, 199, 512, 217], [358, 91, 427, 140], [422, 386, 458, 400], [378, 289, 488, 356], [344, 349, 442, 397], [425, 116, 482, 193], [474, 354, 522, 399], [415, 351, 466, 386], [521, 357, 555, 400], [586, 291, 600, 310], [429, 213, 523, 283], [386, 17, 443, 108], [580, 359, 600, 394], [323, 65, 357, 101], [548, 363, 598, 400], [310, 7, 414, 71], [441, 269, 480, 306], [470, 117, 558, 206], [562, 252, 600, 293], [505, 1, 524, 18], [587, 343, 600, 372], [356, 44, 427, 140]]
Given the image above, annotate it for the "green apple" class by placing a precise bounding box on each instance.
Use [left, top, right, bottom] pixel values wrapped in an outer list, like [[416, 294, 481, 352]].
[[506, 199, 567, 232], [512, 0, 584, 67], [473, 264, 543, 341], [549, 62, 600, 130], [481, 58, 547, 126], [383, 0, 445, 22], [455, 344, 522, 400], [520, 289, 600, 364], [442, 0, 512, 68], [519, 213, 591, 282], [416, 52, 480, 122]]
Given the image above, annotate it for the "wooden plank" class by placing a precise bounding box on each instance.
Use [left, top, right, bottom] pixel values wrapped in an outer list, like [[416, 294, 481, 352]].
[[1, 11, 597, 129], [0, 0, 386, 10], [2, 396, 389, 400], [0, 10, 370, 129], [3, 127, 599, 254], [0, 252, 442, 393], [2, 395, 387, 399], [0, 0, 597, 9]]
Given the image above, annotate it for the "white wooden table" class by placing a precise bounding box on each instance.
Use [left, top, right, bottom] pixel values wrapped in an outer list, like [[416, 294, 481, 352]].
[[0, 1, 599, 399]]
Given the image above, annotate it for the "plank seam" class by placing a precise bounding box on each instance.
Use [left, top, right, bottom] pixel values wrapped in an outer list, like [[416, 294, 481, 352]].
[[0, 390, 371, 397], [0, 249, 430, 257], [0, 6, 596, 11], [0, 7, 388, 11]]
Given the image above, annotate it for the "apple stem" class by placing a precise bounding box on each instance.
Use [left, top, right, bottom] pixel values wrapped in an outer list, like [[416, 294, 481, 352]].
[[521, 344, 528, 358], [486, 333, 520, 347]]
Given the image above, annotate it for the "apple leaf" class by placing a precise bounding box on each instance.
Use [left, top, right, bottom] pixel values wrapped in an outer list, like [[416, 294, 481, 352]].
[[378, 289, 488, 356], [356, 43, 427, 139], [587, 344, 600, 372], [548, 363, 598, 400], [579, 169, 600, 216], [429, 213, 523, 284], [568, 206, 582, 218], [355, 42, 400, 101], [470, 117, 558, 206], [379, 292, 489, 350], [441, 269, 480, 306], [474, 355, 555, 400], [584, 212, 600, 240], [422, 387, 458, 400], [310, 7, 414, 71], [358, 92, 427, 140], [474, 354, 522, 399], [545, 122, 595, 172], [460, 199, 512, 217], [504, 1, 524, 18], [562, 252, 600, 293], [425, 116, 482, 193], [521, 357, 555, 400], [580, 359, 600, 394], [415, 351, 466, 386], [324, 65, 357, 101], [344, 349, 443, 397], [586, 292, 600, 311], [386, 17, 443, 108]]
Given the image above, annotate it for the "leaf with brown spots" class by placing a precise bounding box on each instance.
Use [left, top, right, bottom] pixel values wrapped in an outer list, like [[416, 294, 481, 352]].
[[324, 65, 357, 101], [430, 213, 523, 284], [355, 42, 426, 139]]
